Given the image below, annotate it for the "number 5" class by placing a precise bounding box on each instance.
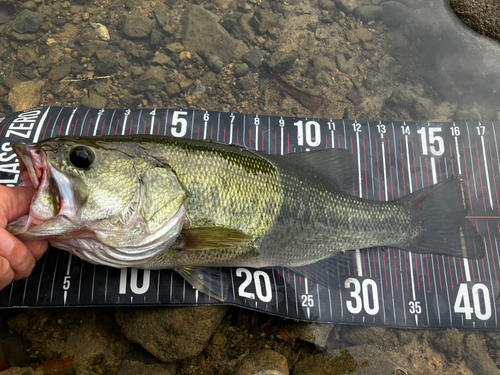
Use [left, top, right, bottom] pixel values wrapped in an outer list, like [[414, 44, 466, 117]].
[[171, 111, 188, 137]]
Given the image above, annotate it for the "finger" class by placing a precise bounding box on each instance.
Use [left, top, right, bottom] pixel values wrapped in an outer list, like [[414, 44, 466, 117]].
[[25, 240, 49, 261], [0, 185, 35, 227], [0, 228, 35, 280], [0, 257, 15, 291]]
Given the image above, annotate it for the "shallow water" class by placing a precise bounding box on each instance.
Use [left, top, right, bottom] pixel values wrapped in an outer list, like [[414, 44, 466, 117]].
[[1, 0, 500, 374]]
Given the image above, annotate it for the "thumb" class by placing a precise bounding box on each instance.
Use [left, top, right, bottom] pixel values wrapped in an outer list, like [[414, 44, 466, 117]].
[[0, 185, 34, 228]]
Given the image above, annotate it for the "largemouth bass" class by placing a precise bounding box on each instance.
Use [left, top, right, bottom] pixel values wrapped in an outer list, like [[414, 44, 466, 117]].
[[7, 135, 484, 299]]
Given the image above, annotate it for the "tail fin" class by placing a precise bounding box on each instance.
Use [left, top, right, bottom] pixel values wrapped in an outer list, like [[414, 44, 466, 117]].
[[398, 175, 484, 259]]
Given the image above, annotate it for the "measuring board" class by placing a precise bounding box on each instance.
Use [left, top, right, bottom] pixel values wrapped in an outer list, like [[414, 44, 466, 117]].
[[0, 106, 499, 329]]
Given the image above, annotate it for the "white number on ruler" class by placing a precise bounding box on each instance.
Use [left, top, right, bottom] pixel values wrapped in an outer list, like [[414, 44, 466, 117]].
[[328, 120, 335, 130], [352, 122, 361, 132], [119, 269, 151, 295], [450, 125, 460, 136], [254, 116, 260, 126], [236, 268, 272, 303], [401, 125, 410, 135], [409, 301, 421, 314], [417, 127, 444, 156], [150, 109, 156, 116], [279, 117, 285, 127], [301, 294, 314, 307], [171, 111, 188, 137], [294, 121, 321, 147], [344, 278, 379, 315], [477, 125, 485, 136], [377, 124, 386, 133], [63, 276, 71, 291], [203, 111, 209, 121], [454, 283, 492, 321], [124, 109, 131, 116]]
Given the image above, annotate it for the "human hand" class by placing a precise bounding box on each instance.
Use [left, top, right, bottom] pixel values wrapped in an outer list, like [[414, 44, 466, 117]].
[[0, 185, 49, 291]]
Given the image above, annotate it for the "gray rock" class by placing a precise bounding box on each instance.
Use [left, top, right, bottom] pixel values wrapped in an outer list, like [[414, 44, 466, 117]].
[[201, 71, 218, 87], [181, 5, 248, 63], [236, 79, 257, 91], [122, 15, 153, 38], [233, 350, 288, 375], [251, 9, 279, 34], [341, 326, 386, 346], [165, 82, 181, 97], [8, 80, 44, 112], [293, 323, 334, 348], [150, 28, 163, 45], [242, 50, 265, 70], [155, 4, 174, 34], [318, 0, 337, 11], [13, 10, 43, 34], [82, 92, 107, 108], [207, 55, 224, 74], [192, 84, 207, 99], [464, 333, 499, 375], [381, 1, 411, 28], [95, 57, 119, 76], [335, 54, 355, 74], [333, 0, 359, 13], [268, 50, 298, 73], [315, 71, 332, 87], [235, 63, 250, 77], [115, 306, 228, 362], [293, 345, 413, 375], [309, 56, 336, 76], [355, 6, 383, 22], [133, 66, 166, 92], [118, 348, 177, 375], [383, 85, 436, 120]]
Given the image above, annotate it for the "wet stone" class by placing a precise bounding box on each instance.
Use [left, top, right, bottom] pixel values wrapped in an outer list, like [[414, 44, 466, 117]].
[[117, 348, 177, 375], [82, 92, 107, 108], [122, 15, 153, 38], [251, 9, 279, 34], [318, 0, 337, 11], [242, 50, 265, 70], [235, 63, 250, 77], [355, 6, 383, 22], [333, 0, 358, 13], [13, 10, 43, 34], [293, 323, 334, 348], [236, 79, 257, 91], [464, 333, 499, 375], [95, 57, 119, 76], [381, 1, 411, 28], [150, 28, 163, 45], [335, 53, 355, 74], [233, 350, 288, 375], [115, 306, 228, 362], [166, 42, 184, 53], [151, 53, 171, 66], [133, 66, 166, 92], [268, 50, 298, 73], [201, 71, 218, 87], [8, 80, 44, 112], [207, 55, 224, 74], [48, 64, 72, 82], [315, 71, 332, 87]]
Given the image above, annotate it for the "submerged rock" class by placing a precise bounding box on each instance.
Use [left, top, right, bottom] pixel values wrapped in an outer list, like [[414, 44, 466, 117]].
[[115, 306, 228, 362]]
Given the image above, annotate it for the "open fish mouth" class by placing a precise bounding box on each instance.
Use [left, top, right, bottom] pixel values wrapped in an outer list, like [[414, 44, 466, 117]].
[[9, 143, 63, 235], [13, 143, 46, 189]]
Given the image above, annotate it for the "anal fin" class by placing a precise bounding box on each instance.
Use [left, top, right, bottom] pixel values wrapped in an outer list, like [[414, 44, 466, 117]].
[[176, 267, 228, 301]]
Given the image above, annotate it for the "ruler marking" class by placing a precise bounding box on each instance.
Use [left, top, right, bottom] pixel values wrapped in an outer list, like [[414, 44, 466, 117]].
[[441, 256, 452, 325], [479, 127, 494, 210], [465, 123, 479, 199], [419, 255, 430, 327]]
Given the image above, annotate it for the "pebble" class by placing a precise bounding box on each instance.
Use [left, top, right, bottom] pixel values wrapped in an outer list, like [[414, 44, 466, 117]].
[[235, 63, 250, 77], [381, 1, 411, 28], [13, 10, 43, 34], [236, 79, 257, 91], [90, 23, 110, 41], [122, 14, 153, 38], [8, 80, 44, 111], [242, 50, 265, 70], [166, 42, 184, 53], [207, 55, 224, 74], [268, 50, 298, 73], [232, 350, 288, 375], [115, 306, 229, 362]]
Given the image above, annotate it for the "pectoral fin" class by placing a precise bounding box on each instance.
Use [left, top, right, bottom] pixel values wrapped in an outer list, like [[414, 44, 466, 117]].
[[176, 267, 228, 301], [181, 227, 252, 250]]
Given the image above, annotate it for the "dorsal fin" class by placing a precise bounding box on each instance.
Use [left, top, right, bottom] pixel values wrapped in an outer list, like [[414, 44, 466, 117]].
[[282, 148, 354, 191]]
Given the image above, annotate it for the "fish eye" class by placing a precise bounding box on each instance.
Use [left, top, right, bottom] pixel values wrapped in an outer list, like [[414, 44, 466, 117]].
[[68, 146, 95, 170]]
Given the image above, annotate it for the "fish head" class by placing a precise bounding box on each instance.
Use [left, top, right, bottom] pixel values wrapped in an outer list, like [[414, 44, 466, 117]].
[[8, 136, 189, 267]]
